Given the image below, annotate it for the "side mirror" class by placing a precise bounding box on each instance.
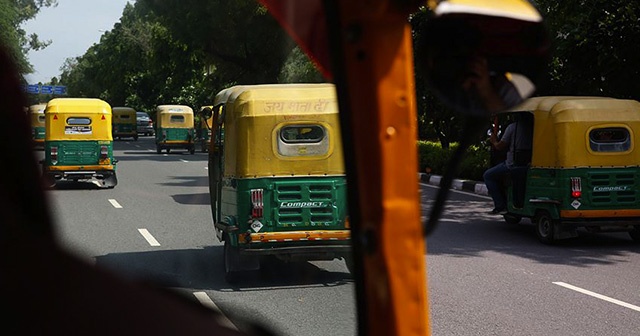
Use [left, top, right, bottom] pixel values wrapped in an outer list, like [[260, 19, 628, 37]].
[[415, 0, 550, 116], [200, 107, 213, 119]]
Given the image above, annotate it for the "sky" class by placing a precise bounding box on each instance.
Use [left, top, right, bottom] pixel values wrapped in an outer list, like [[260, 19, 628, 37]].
[[21, 0, 133, 84]]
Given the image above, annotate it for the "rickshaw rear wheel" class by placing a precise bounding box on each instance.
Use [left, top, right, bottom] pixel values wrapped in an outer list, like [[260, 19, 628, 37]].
[[223, 237, 240, 284], [189, 146, 195, 155], [629, 226, 640, 242], [166, 148, 171, 154], [534, 211, 557, 244], [42, 173, 56, 189], [102, 172, 118, 189], [503, 214, 522, 225]]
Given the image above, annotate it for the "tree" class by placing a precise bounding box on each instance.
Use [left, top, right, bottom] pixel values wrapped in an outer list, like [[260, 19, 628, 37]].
[[141, 0, 295, 85], [0, 0, 57, 73], [411, 7, 466, 147], [535, 0, 640, 100]]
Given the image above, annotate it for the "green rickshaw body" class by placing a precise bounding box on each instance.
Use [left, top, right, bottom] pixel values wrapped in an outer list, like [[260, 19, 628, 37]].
[[155, 105, 195, 154], [209, 84, 350, 279], [503, 97, 640, 242], [29, 104, 47, 148], [43, 98, 118, 188], [112, 107, 138, 140]]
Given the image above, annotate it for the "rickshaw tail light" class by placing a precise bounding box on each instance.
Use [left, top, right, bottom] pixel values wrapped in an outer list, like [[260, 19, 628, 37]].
[[570, 177, 582, 198], [100, 145, 109, 160], [50, 146, 58, 165], [250, 188, 264, 218]]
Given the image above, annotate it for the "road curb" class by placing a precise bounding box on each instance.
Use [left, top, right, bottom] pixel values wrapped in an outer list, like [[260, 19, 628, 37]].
[[418, 173, 488, 196]]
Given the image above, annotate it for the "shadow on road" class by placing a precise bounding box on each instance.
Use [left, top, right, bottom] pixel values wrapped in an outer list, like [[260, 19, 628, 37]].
[[114, 151, 209, 163], [422, 195, 640, 267], [171, 192, 210, 205], [95, 246, 352, 292], [162, 176, 209, 187], [48, 180, 104, 190]]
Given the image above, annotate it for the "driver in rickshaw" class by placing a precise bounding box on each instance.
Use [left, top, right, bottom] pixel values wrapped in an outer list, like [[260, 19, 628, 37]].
[[484, 112, 533, 214]]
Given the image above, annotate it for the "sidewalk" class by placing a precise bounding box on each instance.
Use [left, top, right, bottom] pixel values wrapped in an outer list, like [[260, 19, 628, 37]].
[[418, 173, 488, 197]]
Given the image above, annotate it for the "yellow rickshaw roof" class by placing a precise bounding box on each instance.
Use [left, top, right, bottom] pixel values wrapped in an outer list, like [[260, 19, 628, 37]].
[[506, 96, 610, 113], [45, 98, 111, 114], [29, 103, 47, 114], [112, 107, 136, 114], [213, 86, 248, 106], [156, 104, 193, 114], [221, 83, 337, 116]]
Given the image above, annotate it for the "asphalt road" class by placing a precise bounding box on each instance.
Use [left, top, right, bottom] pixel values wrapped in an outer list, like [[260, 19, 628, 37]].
[[39, 137, 640, 336]]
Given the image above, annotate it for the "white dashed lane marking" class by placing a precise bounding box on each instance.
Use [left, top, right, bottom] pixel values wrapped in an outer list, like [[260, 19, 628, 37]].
[[108, 199, 123, 208], [138, 228, 161, 246], [193, 292, 238, 330], [554, 282, 640, 312]]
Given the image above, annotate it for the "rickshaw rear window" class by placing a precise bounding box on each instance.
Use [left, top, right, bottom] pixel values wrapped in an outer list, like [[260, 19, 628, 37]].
[[280, 125, 325, 143], [120, 115, 130, 119], [38, 115, 45, 122], [589, 127, 631, 152], [170, 115, 185, 123], [67, 117, 92, 125]]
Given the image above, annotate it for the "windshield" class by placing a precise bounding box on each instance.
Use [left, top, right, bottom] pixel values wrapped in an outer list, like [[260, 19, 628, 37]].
[[11, 1, 640, 336]]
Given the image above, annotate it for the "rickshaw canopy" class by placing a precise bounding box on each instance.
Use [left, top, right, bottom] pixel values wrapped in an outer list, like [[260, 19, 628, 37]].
[[29, 103, 47, 127], [508, 96, 640, 168], [45, 98, 113, 141], [112, 107, 137, 125], [156, 105, 194, 129], [219, 83, 344, 178]]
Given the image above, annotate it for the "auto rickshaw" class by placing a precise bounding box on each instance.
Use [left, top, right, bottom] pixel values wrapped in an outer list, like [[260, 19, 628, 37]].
[[195, 106, 213, 152], [204, 83, 351, 283], [501, 96, 640, 243], [155, 104, 195, 154], [29, 103, 47, 148], [42, 98, 118, 188], [112, 107, 138, 140]]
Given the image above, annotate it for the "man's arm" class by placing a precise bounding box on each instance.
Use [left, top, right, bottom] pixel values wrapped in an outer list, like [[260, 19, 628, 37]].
[[490, 123, 514, 151]]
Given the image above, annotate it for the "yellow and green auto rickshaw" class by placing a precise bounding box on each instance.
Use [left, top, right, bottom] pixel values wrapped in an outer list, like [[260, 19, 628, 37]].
[[500, 96, 640, 243], [112, 107, 138, 140], [204, 83, 351, 283], [155, 105, 195, 154], [29, 103, 47, 148], [195, 105, 214, 153], [42, 98, 118, 188]]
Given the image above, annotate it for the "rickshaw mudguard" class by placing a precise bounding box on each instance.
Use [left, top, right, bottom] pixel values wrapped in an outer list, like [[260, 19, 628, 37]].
[[216, 216, 239, 243], [220, 216, 260, 272]]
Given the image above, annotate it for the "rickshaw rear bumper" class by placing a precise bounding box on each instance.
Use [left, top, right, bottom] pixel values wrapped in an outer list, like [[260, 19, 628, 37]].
[[156, 141, 194, 148], [44, 166, 116, 181], [557, 211, 640, 234], [236, 230, 352, 261], [560, 209, 640, 227]]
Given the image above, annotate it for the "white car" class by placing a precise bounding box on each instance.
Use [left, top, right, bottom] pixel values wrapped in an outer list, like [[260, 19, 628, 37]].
[[136, 111, 154, 136]]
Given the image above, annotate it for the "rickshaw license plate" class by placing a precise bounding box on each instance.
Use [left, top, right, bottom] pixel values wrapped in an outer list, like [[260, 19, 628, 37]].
[[65, 126, 92, 134]]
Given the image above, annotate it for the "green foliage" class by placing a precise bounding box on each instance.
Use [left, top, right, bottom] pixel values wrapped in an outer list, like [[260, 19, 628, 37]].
[[0, 0, 57, 73], [535, 0, 640, 100], [58, 0, 300, 113], [278, 46, 324, 83], [418, 141, 489, 181]]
